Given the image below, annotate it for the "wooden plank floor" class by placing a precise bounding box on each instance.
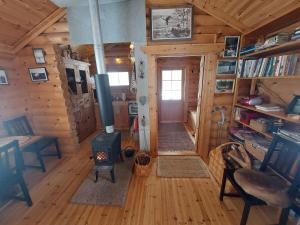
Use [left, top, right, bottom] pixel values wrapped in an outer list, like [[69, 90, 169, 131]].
[[0, 132, 291, 225]]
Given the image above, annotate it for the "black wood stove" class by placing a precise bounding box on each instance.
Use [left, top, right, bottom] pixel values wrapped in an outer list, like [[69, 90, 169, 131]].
[[91, 130, 123, 183], [91, 74, 124, 183]]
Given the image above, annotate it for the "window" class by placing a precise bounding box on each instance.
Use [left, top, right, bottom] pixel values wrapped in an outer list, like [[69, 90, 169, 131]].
[[161, 70, 182, 100], [108, 72, 129, 86]]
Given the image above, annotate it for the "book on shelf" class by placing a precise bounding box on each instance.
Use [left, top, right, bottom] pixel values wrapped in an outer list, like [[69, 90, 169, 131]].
[[255, 104, 283, 112], [238, 53, 300, 78]]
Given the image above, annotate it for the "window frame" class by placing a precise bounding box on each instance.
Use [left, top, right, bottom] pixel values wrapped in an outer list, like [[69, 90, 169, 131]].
[[107, 71, 130, 87], [161, 69, 183, 101]]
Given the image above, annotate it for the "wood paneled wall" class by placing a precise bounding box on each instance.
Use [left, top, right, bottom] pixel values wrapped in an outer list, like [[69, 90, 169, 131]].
[[146, 0, 240, 158], [0, 18, 79, 154], [0, 55, 22, 136]]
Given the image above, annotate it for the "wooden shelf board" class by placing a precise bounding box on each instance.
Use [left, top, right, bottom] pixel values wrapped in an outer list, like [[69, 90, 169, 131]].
[[234, 120, 273, 139], [240, 39, 300, 59], [235, 104, 300, 124], [237, 76, 300, 80]]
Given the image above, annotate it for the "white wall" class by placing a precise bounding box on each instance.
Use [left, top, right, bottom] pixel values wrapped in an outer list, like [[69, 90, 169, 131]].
[[52, 0, 146, 44], [134, 43, 150, 151]]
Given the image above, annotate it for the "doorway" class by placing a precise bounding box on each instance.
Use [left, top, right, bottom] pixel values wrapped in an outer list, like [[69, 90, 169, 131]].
[[157, 56, 203, 155]]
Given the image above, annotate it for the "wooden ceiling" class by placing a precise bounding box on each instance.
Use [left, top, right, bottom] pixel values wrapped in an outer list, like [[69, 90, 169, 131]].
[[0, 0, 299, 54], [185, 0, 300, 34], [0, 0, 58, 46]]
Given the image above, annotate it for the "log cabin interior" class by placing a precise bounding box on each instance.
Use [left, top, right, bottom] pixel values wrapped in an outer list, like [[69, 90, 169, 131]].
[[0, 0, 300, 225]]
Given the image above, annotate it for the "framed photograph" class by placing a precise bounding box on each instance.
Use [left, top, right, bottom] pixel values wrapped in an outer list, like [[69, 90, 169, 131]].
[[217, 60, 237, 75], [0, 69, 8, 85], [151, 6, 193, 41], [287, 95, 300, 115], [33, 48, 46, 64], [224, 36, 240, 58], [215, 79, 235, 94], [29, 67, 48, 82]]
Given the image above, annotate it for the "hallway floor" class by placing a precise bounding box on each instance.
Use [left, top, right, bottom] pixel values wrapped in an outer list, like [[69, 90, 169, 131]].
[[158, 123, 195, 152]]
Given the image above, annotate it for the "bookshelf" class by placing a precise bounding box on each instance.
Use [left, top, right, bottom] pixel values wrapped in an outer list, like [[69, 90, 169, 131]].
[[234, 120, 273, 139], [235, 104, 300, 124], [238, 76, 300, 80], [231, 15, 300, 141], [240, 39, 300, 59]]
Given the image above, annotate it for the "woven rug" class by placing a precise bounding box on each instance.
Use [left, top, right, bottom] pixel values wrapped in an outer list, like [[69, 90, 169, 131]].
[[158, 123, 195, 151], [157, 156, 210, 178], [71, 157, 134, 206]]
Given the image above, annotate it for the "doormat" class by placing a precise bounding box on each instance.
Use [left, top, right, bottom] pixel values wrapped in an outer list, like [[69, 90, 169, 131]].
[[71, 157, 134, 207], [157, 156, 210, 178]]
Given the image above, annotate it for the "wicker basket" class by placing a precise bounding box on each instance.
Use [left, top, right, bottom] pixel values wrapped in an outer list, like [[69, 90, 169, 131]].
[[135, 151, 152, 176], [208, 142, 239, 193]]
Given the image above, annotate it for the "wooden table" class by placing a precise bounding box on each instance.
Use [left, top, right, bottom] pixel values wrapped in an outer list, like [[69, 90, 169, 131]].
[[0, 136, 43, 168], [0, 136, 43, 149]]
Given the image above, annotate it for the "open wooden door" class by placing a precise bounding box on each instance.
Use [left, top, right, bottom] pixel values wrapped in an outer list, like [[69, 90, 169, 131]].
[[194, 56, 205, 147]]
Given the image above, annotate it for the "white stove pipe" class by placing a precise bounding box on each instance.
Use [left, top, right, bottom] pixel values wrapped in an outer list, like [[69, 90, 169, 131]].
[[88, 0, 106, 74]]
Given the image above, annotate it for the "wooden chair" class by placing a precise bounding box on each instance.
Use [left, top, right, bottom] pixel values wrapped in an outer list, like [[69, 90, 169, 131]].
[[0, 140, 32, 206], [3, 116, 61, 172], [219, 133, 300, 225]]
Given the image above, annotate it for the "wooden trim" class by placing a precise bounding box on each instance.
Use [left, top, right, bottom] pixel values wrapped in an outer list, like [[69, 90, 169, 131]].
[[12, 8, 66, 54], [146, 44, 219, 160], [143, 43, 223, 55], [196, 53, 217, 161], [185, 0, 248, 33], [148, 55, 158, 157]]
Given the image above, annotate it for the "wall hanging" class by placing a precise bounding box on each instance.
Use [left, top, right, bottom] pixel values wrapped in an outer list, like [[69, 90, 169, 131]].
[[29, 68, 48, 82], [33, 48, 46, 64], [151, 6, 193, 41], [0, 69, 8, 85], [217, 60, 237, 75], [138, 60, 145, 79], [215, 79, 235, 94], [224, 36, 240, 58]]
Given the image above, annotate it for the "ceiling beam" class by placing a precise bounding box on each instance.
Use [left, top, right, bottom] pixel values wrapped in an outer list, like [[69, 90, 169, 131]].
[[12, 8, 66, 54], [185, 0, 248, 33]]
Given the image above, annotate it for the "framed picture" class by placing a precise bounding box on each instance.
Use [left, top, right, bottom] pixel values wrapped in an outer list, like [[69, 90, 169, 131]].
[[217, 60, 237, 75], [29, 67, 48, 82], [215, 79, 235, 94], [224, 36, 240, 58], [287, 95, 300, 115], [33, 48, 46, 64], [0, 69, 8, 85], [151, 6, 193, 41]]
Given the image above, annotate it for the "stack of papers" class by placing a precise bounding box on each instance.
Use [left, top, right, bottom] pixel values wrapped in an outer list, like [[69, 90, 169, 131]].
[[255, 104, 283, 112]]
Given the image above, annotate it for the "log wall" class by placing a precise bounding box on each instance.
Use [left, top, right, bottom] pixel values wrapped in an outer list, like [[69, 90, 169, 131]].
[[146, 0, 240, 157], [0, 18, 79, 154]]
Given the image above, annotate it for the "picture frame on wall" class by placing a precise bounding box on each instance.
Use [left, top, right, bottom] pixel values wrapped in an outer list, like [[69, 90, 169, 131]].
[[29, 67, 48, 82], [33, 48, 46, 64], [215, 79, 235, 94], [151, 6, 193, 41], [0, 69, 8, 85], [224, 36, 240, 58], [217, 60, 237, 75]]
